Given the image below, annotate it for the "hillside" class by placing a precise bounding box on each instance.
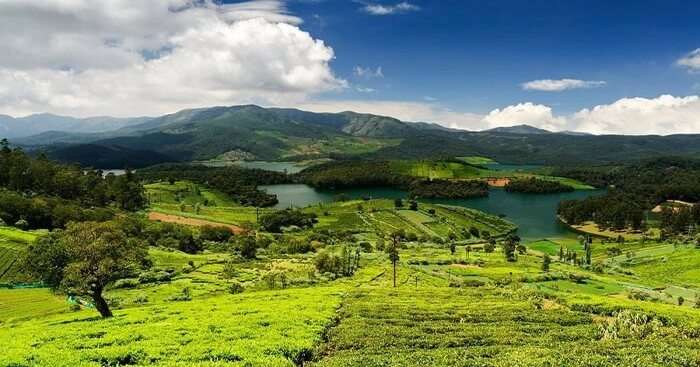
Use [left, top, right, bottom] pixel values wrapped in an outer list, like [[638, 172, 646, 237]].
[[7, 105, 700, 167]]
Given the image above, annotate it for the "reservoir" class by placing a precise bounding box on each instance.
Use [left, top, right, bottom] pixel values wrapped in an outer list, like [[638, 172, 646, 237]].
[[260, 184, 603, 241]]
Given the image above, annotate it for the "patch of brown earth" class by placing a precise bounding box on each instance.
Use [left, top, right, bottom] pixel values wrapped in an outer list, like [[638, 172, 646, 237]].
[[148, 212, 242, 234], [486, 178, 511, 187]]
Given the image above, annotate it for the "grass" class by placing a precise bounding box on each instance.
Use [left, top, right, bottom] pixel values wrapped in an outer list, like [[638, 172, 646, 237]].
[[456, 156, 496, 165], [1, 287, 344, 367], [4, 181, 700, 366], [0, 288, 68, 323], [0, 226, 42, 283]]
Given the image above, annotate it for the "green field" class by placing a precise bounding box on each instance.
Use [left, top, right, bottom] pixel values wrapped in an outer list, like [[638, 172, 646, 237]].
[[0, 227, 42, 283], [2, 181, 700, 366]]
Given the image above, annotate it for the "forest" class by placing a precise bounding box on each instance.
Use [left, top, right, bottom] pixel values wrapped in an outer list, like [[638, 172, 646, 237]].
[[556, 157, 700, 234], [0, 139, 144, 229]]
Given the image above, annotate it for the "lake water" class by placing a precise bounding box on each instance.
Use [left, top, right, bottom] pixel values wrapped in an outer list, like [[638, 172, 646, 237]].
[[260, 184, 603, 241]]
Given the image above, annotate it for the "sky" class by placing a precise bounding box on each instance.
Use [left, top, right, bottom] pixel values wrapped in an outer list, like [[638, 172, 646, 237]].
[[0, 0, 699, 135]]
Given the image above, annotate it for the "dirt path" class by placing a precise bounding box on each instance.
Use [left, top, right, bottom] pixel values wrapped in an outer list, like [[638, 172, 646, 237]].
[[147, 212, 242, 234]]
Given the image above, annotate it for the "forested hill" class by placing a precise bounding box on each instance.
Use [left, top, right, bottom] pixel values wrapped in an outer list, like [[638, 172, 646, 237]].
[[7, 105, 700, 167]]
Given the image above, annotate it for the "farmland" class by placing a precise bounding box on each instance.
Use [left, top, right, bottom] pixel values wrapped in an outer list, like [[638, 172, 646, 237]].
[[2, 178, 700, 366]]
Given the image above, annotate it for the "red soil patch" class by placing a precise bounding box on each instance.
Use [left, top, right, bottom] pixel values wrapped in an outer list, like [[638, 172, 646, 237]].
[[148, 212, 242, 234], [486, 178, 511, 187]]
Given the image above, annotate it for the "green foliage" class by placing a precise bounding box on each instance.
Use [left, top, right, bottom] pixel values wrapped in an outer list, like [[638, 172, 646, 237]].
[[198, 225, 234, 243], [260, 209, 318, 233], [22, 220, 150, 317], [505, 177, 575, 193]]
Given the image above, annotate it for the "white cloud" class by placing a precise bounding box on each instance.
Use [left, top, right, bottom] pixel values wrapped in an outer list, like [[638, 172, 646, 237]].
[[677, 49, 700, 72], [0, 0, 345, 117], [296, 94, 700, 136], [521, 79, 606, 92], [362, 2, 420, 15], [355, 86, 377, 93], [475, 95, 700, 135], [571, 95, 700, 135], [353, 66, 384, 79], [483, 103, 567, 131]]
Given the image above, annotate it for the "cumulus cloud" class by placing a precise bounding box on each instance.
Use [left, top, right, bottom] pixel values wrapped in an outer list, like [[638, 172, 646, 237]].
[[297, 95, 700, 136], [521, 79, 607, 92], [475, 95, 700, 135], [482, 103, 567, 131], [0, 0, 345, 117], [571, 95, 700, 135], [677, 49, 700, 72], [362, 2, 420, 15], [353, 66, 384, 79]]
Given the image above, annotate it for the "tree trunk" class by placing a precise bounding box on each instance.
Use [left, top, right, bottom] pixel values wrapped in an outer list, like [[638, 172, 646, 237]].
[[92, 292, 113, 318]]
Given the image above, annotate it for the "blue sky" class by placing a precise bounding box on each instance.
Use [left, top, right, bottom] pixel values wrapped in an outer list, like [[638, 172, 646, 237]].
[[0, 0, 699, 134], [283, 0, 700, 115]]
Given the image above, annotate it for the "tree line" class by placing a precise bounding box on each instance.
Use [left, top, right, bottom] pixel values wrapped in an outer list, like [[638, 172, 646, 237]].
[[0, 140, 145, 229], [505, 177, 574, 194], [556, 157, 700, 231]]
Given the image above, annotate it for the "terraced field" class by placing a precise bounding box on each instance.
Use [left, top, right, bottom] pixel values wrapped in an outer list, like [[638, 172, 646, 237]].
[[0, 227, 41, 283]]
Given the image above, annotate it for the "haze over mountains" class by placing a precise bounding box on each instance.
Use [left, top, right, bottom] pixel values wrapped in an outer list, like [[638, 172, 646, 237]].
[[4, 105, 700, 168]]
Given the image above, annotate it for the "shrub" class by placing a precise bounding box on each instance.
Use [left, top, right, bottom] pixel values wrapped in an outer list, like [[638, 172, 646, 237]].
[[228, 282, 245, 294], [199, 225, 234, 242], [358, 241, 373, 252], [484, 241, 496, 253], [259, 210, 317, 233], [169, 287, 192, 301], [112, 278, 140, 289]]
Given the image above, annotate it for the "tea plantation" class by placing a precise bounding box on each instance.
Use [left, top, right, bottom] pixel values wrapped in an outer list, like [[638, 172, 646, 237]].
[[1, 181, 700, 366]]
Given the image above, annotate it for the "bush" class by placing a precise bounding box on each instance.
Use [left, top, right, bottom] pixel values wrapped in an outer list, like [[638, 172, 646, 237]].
[[199, 225, 234, 242], [228, 282, 245, 294], [112, 278, 140, 289], [169, 287, 192, 302], [358, 241, 373, 252], [138, 270, 173, 284], [259, 210, 317, 233]]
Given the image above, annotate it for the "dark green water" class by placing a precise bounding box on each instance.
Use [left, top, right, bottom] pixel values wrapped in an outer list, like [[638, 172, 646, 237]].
[[260, 184, 603, 241]]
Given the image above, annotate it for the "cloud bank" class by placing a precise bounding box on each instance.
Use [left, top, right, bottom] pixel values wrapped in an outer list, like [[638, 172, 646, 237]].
[[0, 0, 345, 117]]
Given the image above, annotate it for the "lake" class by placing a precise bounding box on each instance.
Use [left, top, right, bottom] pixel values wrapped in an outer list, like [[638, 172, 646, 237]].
[[260, 184, 603, 241]]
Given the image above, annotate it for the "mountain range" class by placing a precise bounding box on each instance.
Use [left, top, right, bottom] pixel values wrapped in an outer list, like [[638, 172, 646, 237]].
[[4, 105, 700, 168]]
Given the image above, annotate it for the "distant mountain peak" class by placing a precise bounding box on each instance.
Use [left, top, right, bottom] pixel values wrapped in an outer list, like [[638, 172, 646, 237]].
[[484, 124, 552, 135]]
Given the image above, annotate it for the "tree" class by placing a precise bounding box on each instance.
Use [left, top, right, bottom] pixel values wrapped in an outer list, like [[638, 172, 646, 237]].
[[388, 235, 401, 288], [449, 242, 456, 255], [465, 245, 471, 260], [678, 296, 685, 306], [502, 234, 519, 262], [542, 254, 551, 272], [584, 236, 592, 265], [394, 198, 404, 208], [408, 200, 418, 211], [484, 239, 496, 253], [236, 234, 258, 259], [23, 221, 149, 318]]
